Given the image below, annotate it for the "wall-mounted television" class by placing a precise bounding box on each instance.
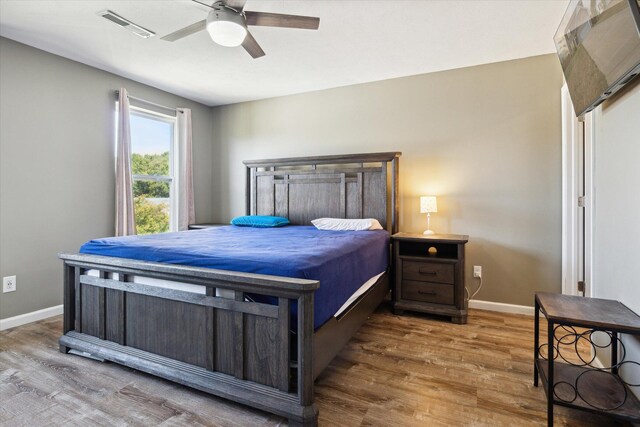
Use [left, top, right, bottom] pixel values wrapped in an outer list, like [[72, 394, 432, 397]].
[[554, 0, 640, 116]]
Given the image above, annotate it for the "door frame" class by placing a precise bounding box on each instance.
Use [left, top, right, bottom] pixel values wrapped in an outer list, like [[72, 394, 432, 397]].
[[561, 84, 580, 296], [561, 84, 595, 297], [583, 110, 595, 298]]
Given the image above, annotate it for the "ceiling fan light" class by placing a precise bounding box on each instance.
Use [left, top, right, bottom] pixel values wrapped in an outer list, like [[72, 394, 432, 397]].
[[208, 21, 247, 47], [206, 8, 247, 47]]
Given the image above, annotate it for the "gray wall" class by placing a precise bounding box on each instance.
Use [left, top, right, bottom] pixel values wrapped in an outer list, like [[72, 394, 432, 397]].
[[592, 79, 640, 390], [0, 37, 214, 320], [211, 54, 565, 306]]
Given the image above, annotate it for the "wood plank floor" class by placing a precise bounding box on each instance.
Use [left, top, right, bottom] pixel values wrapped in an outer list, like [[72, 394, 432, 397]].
[[0, 305, 625, 426]]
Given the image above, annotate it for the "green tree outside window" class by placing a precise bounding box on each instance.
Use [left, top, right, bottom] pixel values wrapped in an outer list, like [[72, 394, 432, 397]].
[[132, 152, 170, 234]]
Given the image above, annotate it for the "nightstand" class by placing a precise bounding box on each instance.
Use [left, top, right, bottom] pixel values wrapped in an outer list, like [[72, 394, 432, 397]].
[[392, 233, 469, 324], [188, 223, 228, 230]]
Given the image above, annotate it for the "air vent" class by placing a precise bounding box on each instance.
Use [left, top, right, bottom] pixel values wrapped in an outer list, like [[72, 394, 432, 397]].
[[97, 10, 155, 39]]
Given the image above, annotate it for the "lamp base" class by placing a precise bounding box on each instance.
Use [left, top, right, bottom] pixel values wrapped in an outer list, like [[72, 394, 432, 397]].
[[423, 229, 435, 235]]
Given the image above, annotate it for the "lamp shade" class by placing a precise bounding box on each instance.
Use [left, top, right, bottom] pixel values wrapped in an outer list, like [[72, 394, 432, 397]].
[[206, 8, 247, 47], [420, 196, 438, 213]]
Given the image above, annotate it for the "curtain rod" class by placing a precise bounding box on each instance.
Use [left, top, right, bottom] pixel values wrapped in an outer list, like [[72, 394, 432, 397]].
[[114, 90, 181, 114]]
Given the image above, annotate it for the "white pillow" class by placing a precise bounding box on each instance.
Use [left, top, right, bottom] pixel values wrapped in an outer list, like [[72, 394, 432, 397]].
[[311, 218, 384, 231]]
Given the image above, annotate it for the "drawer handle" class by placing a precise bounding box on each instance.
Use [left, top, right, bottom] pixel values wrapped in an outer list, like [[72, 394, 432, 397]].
[[418, 290, 437, 296], [418, 268, 437, 276]]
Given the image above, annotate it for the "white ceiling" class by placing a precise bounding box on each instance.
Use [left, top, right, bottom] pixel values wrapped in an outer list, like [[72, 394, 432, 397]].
[[0, 0, 568, 106]]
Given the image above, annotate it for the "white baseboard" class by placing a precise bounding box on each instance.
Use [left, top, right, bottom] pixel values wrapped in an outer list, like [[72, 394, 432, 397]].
[[0, 305, 63, 331], [469, 299, 534, 316], [592, 354, 605, 369]]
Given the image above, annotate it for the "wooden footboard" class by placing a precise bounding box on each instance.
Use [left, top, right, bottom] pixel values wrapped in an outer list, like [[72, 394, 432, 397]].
[[58, 253, 320, 426]]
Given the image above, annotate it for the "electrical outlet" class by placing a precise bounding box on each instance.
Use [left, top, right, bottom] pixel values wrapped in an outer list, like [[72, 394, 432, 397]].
[[473, 266, 482, 278], [3, 275, 17, 293]]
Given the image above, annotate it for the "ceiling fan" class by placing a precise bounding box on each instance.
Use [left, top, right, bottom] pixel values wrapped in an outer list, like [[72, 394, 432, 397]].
[[161, 0, 320, 58]]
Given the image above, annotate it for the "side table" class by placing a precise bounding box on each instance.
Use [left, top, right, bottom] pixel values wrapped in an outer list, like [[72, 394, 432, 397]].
[[188, 223, 228, 230], [534, 292, 640, 426]]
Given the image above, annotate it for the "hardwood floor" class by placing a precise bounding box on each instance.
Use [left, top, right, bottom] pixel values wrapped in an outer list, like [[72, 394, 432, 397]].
[[0, 305, 624, 426]]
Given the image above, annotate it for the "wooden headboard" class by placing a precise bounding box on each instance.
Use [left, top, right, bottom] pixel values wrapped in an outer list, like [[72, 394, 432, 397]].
[[243, 152, 401, 233]]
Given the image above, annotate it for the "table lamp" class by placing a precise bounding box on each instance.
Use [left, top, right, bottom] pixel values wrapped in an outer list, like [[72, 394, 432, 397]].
[[420, 196, 438, 235]]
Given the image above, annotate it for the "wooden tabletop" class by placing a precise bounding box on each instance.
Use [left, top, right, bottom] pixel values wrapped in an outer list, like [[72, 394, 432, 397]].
[[536, 292, 640, 334], [188, 223, 228, 229], [392, 232, 469, 244]]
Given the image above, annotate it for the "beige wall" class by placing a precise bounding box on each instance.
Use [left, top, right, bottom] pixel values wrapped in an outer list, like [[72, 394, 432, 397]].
[[0, 38, 215, 320], [0, 39, 565, 319], [211, 54, 565, 306]]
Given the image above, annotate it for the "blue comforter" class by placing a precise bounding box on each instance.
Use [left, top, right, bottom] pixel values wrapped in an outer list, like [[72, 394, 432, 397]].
[[80, 225, 390, 329]]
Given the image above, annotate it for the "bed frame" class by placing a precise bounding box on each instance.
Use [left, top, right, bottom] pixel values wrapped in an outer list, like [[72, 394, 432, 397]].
[[58, 151, 400, 426]]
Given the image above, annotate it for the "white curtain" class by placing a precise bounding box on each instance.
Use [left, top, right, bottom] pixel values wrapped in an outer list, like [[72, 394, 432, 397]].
[[177, 108, 195, 230], [115, 88, 136, 236]]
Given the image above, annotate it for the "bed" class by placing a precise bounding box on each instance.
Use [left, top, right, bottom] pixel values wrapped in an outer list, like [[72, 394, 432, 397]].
[[58, 151, 400, 426]]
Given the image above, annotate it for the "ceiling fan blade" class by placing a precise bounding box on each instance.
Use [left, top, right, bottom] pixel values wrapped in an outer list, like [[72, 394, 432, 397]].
[[191, 0, 215, 10], [161, 20, 207, 41], [242, 31, 265, 58], [224, 0, 247, 11], [244, 11, 319, 30]]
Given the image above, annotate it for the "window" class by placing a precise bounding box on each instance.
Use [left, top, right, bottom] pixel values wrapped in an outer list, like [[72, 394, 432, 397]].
[[129, 107, 177, 234]]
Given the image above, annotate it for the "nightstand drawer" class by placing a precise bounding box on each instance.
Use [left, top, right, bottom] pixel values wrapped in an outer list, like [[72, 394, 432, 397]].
[[401, 281, 454, 305], [402, 260, 454, 284]]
